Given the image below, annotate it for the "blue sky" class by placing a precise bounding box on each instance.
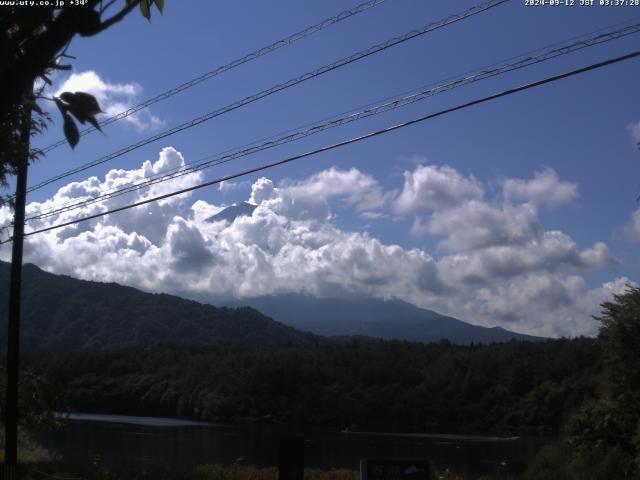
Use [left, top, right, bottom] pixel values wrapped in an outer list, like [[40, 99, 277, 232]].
[[2, 0, 640, 337]]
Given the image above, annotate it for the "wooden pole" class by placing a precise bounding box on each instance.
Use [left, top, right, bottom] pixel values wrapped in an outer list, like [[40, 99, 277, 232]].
[[4, 104, 31, 476]]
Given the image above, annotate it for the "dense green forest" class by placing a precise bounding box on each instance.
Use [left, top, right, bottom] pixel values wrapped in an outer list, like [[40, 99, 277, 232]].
[[24, 338, 600, 435]]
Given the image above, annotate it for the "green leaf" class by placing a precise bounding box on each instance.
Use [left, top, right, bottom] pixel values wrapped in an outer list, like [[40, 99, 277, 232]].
[[155, 0, 164, 13], [86, 115, 103, 133], [32, 103, 45, 116], [59, 92, 74, 104], [63, 113, 79, 149], [54, 98, 67, 115], [70, 91, 102, 116], [140, 0, 151, 20], [69, 112, 86, 125], [58, 92, 102, 127]]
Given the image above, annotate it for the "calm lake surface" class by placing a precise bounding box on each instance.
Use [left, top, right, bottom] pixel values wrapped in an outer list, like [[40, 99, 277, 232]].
[[39, 413, 550, 476]]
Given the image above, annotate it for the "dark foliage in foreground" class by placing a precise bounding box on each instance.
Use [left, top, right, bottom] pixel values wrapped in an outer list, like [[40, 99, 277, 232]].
[[0, 462, 362, 480], [25, 338, 600, 434], [525, 285, 640, 479]]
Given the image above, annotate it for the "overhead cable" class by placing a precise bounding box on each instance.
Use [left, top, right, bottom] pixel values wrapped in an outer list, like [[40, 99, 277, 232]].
[[36, 0, 388, 155], [26, 20, 640, 223], [25, 0, 510, 195], [2, 49, 636, 245]]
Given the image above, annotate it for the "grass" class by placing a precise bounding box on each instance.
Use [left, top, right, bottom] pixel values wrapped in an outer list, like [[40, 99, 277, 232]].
[[0, 431, 524, 480], [0, 432, 54, 465], [3, 463, 356, 480], [0, 461, 527, 480]]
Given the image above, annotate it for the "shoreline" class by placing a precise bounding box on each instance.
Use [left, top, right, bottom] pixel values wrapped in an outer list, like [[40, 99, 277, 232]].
[[54, 411, 554, 438]]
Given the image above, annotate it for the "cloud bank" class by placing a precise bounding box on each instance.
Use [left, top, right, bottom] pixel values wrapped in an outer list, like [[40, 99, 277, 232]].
[[0, 149, 631, 338]]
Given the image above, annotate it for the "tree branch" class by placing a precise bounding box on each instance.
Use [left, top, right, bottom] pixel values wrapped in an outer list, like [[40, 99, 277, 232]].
[[100, 0, 119, 15], [93, 0, 140, 35], [0, 1, 140, 115]]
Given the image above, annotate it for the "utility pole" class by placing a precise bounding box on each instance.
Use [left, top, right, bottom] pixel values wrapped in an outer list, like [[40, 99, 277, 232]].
[[4, 103, 31, 478]]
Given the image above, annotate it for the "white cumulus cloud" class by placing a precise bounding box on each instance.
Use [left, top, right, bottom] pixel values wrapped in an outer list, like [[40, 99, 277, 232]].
[[54, 70, 163, 131], [427, 201, 540, 252], [249, 167, 388, 220], [393, 164, 483, 214], [502, 167, 578, 207]]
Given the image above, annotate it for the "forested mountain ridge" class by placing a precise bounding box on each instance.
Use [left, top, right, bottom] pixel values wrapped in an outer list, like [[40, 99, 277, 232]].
[[0, 261, 322, 351]]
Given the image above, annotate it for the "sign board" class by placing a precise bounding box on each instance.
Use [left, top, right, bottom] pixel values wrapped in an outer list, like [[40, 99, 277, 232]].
[[360, 459, 431, 480]]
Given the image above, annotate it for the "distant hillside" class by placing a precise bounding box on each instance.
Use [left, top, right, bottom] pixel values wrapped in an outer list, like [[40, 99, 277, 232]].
[[227, 294, 544, 344], [0, 262, 321, 351]]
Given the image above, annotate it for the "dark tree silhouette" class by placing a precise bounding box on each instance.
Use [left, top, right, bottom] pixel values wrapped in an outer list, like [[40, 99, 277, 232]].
[[0, 0, 164, 470], [548, 285, 640, 479], [0, 0, 164, 192]]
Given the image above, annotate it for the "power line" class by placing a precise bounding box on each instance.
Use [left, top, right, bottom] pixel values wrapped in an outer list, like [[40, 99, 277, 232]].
[[28, 0, 508, 193], [25, 20, 640, 223], [24, 0, 510, 196], [35, 0, 388, 155], [3, 49, 637, 245], [28, 20, 640, 221]]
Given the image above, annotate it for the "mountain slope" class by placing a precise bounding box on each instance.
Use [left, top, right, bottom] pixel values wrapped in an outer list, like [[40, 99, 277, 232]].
[[227, 294, 544, 344], [0, 262, 321, 351]]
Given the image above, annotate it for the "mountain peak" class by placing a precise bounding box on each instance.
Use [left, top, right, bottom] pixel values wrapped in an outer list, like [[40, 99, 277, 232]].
[[206, 202, 256, 223]]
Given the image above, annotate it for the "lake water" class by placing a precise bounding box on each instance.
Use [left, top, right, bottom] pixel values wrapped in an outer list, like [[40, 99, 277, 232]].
[[39, 413, 550, 476]]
